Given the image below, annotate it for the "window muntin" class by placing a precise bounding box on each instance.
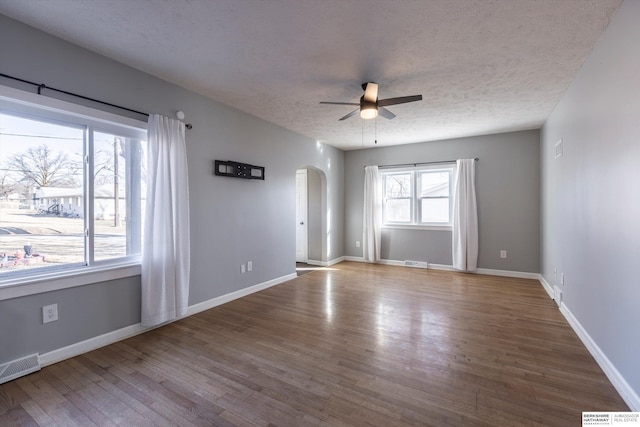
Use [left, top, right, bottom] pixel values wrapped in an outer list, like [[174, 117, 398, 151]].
[[382, 165, 455, 227], [0, 106, 146, 279]]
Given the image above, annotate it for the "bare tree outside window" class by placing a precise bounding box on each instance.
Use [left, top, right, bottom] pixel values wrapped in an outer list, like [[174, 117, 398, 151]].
[[385, 174, 411, 198], [384, 173, 412, 222], [0, 168, 19, 200], [7, 144, 81, 188]]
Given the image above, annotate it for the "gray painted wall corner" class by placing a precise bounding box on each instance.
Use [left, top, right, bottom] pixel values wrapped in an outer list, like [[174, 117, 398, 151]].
[[540, 0, 640, 407], [344, 130, 540, 273]]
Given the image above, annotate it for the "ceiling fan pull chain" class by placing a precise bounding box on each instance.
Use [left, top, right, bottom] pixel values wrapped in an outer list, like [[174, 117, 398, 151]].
[[375, 117, 378, 144]]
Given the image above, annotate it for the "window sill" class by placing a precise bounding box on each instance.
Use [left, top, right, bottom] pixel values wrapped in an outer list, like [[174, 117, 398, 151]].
[[382, 224, 452, 231], [0, 261, 142, 301]]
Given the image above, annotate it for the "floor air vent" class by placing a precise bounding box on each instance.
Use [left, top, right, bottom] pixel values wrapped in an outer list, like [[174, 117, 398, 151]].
[[404, 260, 428, 269], [0, 354, 40, 384]]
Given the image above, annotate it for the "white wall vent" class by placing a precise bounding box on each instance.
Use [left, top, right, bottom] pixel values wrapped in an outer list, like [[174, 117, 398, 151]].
[[553, 286, 563, 307], [404, 260, 428, 269], [0, 354, 40, 385]]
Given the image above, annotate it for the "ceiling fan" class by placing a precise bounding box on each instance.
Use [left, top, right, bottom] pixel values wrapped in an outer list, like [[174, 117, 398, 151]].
[[320, 82, 422, 121]]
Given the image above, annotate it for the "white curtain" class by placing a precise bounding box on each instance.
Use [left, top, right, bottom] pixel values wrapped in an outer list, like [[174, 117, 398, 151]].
[[452, 159, 478, 271], [363, 165, 382, 262], [141, 114, 191, 327]]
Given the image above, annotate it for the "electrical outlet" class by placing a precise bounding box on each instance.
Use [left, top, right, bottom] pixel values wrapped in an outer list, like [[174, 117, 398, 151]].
[[356, 241, 361, 248], [241, 264, 246, 274], [500, 250, 507, 259], [247, 261, 253, 272], [561, 273, 565, 286], [42, 304, 58, 324]]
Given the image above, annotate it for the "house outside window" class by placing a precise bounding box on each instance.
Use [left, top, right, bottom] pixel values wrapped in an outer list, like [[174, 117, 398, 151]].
[[381, 164, 455, 229], [0, 97, 146, 279]]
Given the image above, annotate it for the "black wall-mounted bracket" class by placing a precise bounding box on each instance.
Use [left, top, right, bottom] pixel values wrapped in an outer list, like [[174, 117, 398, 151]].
[[214, 160, 265, 180]]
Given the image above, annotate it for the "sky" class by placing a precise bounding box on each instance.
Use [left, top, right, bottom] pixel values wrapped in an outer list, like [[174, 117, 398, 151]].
[[0, 112, 138, 187], [0, 112, 84, 159]]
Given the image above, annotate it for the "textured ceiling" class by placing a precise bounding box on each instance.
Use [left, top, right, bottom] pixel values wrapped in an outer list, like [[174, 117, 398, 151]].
[[0, 0, 622, 150]]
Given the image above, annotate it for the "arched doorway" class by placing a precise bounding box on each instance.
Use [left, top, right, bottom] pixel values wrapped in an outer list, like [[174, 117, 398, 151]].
[[295, 167, 327, 269]]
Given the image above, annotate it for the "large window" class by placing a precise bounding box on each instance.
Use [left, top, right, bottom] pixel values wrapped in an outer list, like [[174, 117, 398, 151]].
[[0, 100, 146, 279], [382, 164, 455, 228]]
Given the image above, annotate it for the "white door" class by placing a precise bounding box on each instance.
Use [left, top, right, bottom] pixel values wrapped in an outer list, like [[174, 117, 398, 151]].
[[295, 169, 308, 263]]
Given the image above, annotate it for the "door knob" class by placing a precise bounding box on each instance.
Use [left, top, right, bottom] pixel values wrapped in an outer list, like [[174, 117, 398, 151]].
[[300, 222, 304, 225]]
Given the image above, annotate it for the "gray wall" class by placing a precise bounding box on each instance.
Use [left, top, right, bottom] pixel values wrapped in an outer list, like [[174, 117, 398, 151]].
[[0, 15, 344, 364], [0, 278, 140, 362], [541, 0, 640, 399], [344, 130, 540, 272]]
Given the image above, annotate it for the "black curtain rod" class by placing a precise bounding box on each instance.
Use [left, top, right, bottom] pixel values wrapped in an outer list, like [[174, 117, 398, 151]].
[[370, 157, 479, 169], [0, 72, 192, 129]]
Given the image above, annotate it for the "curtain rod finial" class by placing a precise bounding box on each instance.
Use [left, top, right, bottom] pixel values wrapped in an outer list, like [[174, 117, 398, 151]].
[[175, 111, 192, 129]]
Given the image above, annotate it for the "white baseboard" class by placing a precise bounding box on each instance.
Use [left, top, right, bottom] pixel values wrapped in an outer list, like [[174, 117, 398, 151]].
[[327, 256, 345, 266], [538, 274, 555, 300], [538, 276, 638, 409], [474, 267, 540, 280], [342, 257, 539, 280], [378, 259, 404, 267], [426, 263, 456, 271], [306, 257, 345, 267], [39, 323, 148, 367], [38, 272, 297, 368], [559, 302, 640, 411], [186, 273, 297, 316]]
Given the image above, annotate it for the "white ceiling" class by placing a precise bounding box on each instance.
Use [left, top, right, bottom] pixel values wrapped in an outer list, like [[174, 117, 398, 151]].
[[0, 0, 622, 150]]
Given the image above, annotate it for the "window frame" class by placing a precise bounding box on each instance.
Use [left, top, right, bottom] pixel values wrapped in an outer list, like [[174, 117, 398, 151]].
[[0, 85, 146, 297], [381, 164, 456, 230]]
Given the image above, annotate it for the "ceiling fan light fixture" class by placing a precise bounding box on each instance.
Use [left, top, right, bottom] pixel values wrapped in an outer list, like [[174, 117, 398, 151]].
[[320, 83, 421, 121], [360, 105, 378, 119]]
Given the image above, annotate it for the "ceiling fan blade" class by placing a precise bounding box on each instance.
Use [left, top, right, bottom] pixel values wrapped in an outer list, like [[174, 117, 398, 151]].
[[378, 107, 396, 120], [363, 82, 378, 103], [378, 95, 423, 107], [320, 101, 360, 106], [338, 109, 360, 121]]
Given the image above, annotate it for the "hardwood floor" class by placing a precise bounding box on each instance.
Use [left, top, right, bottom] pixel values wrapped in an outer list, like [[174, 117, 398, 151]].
[[0, 262, 628, 426]]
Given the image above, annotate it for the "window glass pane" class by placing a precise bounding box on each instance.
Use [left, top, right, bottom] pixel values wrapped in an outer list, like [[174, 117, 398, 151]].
[[385, 173, 411, 198], [0, 113, 85, 274], [384, 199, 411, 222], [420, 171, 449, 197], [421, 198, 450, 223], [93, 132, 146, 261]]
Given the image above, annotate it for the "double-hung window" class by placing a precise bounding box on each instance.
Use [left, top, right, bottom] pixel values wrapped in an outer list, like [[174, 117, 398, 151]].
[[0, 89, 146, 281], [381, 164, 455, 229]]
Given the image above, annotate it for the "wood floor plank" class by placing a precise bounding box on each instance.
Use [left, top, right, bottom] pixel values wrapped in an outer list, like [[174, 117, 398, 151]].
[[16, 400, 57, 427], [0, 405, 39, 427], [0, 381, 31, 416], [0, 262, 628, 426]]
